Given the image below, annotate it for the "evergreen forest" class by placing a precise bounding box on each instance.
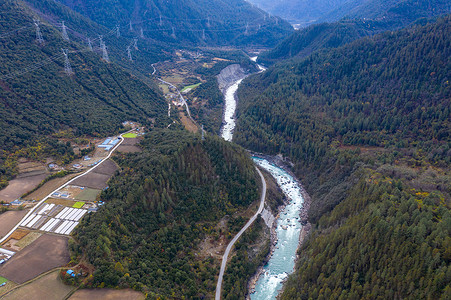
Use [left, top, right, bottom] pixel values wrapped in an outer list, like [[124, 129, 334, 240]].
[[70, 129, 260, 298], [235, 15, 451, 299]]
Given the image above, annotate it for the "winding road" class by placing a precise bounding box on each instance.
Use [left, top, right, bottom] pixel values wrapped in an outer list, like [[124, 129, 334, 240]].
[[215, 167, 267, 300]]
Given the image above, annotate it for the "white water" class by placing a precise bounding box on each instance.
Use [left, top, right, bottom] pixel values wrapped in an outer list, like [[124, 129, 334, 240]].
[[220, 57, 265, 141], [251, 158, 305, 299], [219, 57, 302, 299], [220, 78, 244, 141]]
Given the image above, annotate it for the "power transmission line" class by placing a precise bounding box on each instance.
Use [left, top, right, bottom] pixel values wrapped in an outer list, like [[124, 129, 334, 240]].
[[33, 19, 44, 44], [62, 48, 73, 75]]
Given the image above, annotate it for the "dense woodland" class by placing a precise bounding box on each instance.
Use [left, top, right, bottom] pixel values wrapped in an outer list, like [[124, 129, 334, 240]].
[[251, 0, 451, 26], [258, 0, 451, 64], [235, 15, 450, 298], [0, 0, 169, 185], [71, 129, 260, 298], [54, 0, 293, 47]]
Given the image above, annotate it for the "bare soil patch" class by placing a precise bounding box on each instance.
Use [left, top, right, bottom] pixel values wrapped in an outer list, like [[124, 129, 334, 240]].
[[71, 173, 111, 190], [69, 288, 145, 300], [45, 198, 76, 207], [92, 159, 118, 176], [1, 270, 74, 300], [0, 211, 28, 239], [0, 234, 70, 284], [71, 159, 118, 189], [23, 174, 77, 201], [0, 174, 48, 203]]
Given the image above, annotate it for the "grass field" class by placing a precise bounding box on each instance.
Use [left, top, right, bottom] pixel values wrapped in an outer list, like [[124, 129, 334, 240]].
[[1, 270, 75, 300], [122, 132, 138, 138], [0, 276, 7, 284], [75, 188, 101, 201], [181, 82, 201, 92], [72, 202, 85, 208]]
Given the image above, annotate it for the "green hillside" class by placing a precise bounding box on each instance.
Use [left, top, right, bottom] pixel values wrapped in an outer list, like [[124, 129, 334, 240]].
[[258, 19, 385, 64], [55, 0, 293, 47], [0, 0, 167, 186], [235, 15, 450, 299], [257, 0, 450, 64], [322, 0, 451, 25], [71, 129, 260, 298]]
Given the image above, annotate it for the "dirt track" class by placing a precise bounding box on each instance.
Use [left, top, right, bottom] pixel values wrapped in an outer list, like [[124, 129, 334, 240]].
[[0, 234, 69, 284]]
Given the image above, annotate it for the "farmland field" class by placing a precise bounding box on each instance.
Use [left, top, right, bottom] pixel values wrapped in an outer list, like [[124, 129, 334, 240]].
[[117, 137, 141, 153], [0, 276, 7, 284], [70, 173, 110, 190], [0, 234, 69, 284], [72, 202, 85, 209], [1, 270, 75, 300], [181, 82, 201, 92], [69, 288, 145, 300], [23, 174, 77, 201], [0, 174, 48, 203], [122, 133, 138, 138], [0, 211, 27, 240], [75, 188, 100, 201]]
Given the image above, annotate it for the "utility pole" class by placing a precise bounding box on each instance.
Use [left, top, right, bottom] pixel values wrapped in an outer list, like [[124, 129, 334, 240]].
[[201, 125, 205, 141], [99, 35, 103, 48], [61, 21, 69, 41], [33, 19, 44, 44], [126, 45, 132, 61], [129, 20, 133, 31], [62, 48, 73, 75], [202, 29, 206, 40], [140, 27, 144, 38], [116, 25, 120, 37], [245, 22, 249, 35], [87, 38, 93, 51], [207, 16, 210, 27], [101, 43, 109, 62], [171, 26, 176, 39], [159, 15, 163, 26], [133, 38, 138, 50]]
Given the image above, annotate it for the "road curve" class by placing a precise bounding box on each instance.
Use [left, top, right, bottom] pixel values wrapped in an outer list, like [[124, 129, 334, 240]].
[[0, 131, 131, 244], [215, 166, 267, 300]]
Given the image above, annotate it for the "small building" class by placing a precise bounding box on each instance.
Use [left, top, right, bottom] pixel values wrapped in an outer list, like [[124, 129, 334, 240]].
[[66, 270, 75, 277], [10, 199, 22, 206]]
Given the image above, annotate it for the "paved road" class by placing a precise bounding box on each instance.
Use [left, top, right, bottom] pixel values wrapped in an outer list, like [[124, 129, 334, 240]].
[[0, 131, 130, 244], [215, 167, 267, 300]]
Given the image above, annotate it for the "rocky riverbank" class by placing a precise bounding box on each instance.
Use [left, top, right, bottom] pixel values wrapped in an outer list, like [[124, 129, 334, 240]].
[[246, 155, 312, 299]]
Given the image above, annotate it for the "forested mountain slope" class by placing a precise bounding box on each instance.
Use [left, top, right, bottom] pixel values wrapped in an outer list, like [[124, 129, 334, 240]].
[[258, 19, 385, 64], [259, 0, 451, 64], [71, 129, 260, 298], [248, 0, 348, 25], [0, 0, 167, 186], [250, 0, 451, 27], [235, 16, 450, 298], [321, 0, 451, 25], [55, 0, 293, 47]]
